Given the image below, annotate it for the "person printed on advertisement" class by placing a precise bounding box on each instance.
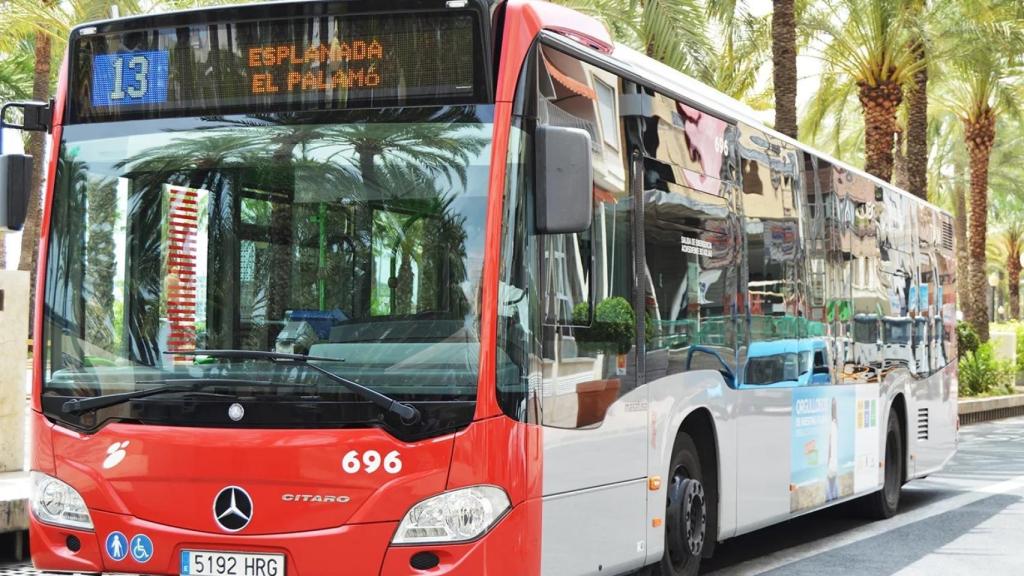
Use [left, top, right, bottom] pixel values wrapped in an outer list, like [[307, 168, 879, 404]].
[[827, 397, 839, 501]]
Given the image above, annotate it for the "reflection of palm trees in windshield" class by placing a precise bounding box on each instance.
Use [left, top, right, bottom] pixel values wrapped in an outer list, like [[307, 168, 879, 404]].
[[84, 176, 119, 353], [206, 108, 486, 324], [47, 153, 90, 372], [117, 134, 277, 360], [310, 107, 486, 319], [369, 170, 470, 318], [117, 129, 355, 353], [109, 107, 486, 360], [47, 153, 122, 369], [315, 107, 487, 189]]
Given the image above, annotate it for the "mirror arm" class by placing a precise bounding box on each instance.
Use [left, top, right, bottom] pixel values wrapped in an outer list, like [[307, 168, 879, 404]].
[[0, 100, 54, 153]]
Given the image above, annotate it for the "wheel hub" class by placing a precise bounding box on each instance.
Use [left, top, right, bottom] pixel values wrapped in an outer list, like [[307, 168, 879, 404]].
[[681, 479, 706, 557]]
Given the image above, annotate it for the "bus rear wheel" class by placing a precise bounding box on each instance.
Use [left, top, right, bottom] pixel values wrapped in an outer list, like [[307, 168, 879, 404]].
[[655, 432, 705, 576], [859, 407, 903, 519]]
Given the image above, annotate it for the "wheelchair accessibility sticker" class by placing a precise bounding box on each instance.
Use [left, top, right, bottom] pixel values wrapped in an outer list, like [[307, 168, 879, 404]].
[[130, 534, 153, 563]]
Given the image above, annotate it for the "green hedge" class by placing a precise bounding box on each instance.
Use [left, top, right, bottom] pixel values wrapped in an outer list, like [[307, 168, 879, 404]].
[[957, 321, 980, 358], [959, 342, 1016, 397]]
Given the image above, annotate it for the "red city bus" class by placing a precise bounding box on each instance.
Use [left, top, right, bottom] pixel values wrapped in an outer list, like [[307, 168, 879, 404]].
[[0, 1, 957, 575]]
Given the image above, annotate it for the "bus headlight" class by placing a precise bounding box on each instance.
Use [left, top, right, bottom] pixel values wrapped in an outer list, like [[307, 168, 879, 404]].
[[392, 485, 510, 544], [30, 472, 93, 530]]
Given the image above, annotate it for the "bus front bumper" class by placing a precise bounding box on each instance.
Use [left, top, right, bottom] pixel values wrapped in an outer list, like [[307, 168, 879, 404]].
[[30, 501, 536, 575]]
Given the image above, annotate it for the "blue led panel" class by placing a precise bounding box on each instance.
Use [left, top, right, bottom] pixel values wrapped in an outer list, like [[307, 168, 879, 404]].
[[91, 51, 170, 107]]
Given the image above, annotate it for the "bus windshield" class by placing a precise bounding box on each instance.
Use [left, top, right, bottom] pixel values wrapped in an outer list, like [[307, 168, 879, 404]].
[[42, 106, 492, 430]]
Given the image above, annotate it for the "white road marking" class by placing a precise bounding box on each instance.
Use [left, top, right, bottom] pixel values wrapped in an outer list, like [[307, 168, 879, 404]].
[[704, 475, 1024, 576]]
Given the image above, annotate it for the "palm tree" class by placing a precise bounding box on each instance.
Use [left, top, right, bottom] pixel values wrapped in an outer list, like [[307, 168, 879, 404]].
[[550, 0, 712, 76], [939, 6, 1023, 341], [803, 0, 923, 182], [0, 40, 33, 102], [987, 220, 1024, 321], [980, 119, 1024, 320], [923, 109, 971, 318], [702, 9, 774, 110]]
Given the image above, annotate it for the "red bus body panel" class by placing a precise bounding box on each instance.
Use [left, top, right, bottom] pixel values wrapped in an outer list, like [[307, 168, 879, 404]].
[[49, 423, 454, 530]]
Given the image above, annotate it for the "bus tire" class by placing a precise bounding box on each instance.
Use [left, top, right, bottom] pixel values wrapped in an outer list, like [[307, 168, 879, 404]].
[[860, 408, 903, 519], [654, 432, 706, 576]]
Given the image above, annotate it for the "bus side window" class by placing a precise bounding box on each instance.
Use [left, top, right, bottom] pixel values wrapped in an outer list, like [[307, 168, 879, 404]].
[[878, 188, 920, 377], [535, 48, 636, 429], [801, 152, 833, 385], [837, 168, 882, 383], [817, 158, 853, 383], [641, 92, 738, 385], [738, 123, 803, 387]]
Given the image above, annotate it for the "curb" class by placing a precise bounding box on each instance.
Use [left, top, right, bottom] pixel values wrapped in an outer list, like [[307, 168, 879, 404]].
[[958, 393, 1024, 425]]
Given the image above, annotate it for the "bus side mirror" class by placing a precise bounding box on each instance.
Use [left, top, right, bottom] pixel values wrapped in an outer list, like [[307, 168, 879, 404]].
[[0, 154, 32, 232], [535, 125, 593, 234]]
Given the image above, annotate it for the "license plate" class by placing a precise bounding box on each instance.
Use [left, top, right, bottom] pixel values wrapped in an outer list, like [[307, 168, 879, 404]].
[[181, 550, 285, 576]]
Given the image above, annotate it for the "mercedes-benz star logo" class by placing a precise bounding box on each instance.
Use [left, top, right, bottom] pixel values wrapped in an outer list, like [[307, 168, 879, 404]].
[[213, 486, 253, 532]]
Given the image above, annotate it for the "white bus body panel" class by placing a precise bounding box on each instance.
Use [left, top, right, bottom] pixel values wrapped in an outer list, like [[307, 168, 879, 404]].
[[541, 386, 649, 575], [734, 387, 793, 533], [906, 362, 958, 477]]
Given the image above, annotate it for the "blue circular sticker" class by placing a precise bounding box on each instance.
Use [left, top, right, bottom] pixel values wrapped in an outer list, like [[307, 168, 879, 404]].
[[129, 534, 153, 563], [105, 531, 128, 561]]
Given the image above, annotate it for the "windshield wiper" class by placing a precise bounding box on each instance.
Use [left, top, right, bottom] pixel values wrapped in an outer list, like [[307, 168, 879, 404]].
[[60, 376, 311, 416], [62, 383, 199, 414], [167, 349, 421, 424]]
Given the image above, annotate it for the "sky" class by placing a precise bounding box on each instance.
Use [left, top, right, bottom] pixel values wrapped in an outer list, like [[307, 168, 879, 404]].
[[747, 0, 773, 17]]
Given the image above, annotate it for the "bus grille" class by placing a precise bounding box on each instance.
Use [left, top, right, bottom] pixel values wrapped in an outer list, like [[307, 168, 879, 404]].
[[917, 407, 930, 441]]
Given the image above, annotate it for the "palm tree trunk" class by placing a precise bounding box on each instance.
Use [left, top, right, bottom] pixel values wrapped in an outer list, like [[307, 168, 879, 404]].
[[954, 163, 971, 322], [906, 41, 928, 200], [1008, 249, 1021, 320], [858, 80, 903, 182], [772, 0, 798, 139], [354, 146, 379, 318], [964, 109, 996, 342], [18, 30, 52, 333], [395, 249, 413, 315]]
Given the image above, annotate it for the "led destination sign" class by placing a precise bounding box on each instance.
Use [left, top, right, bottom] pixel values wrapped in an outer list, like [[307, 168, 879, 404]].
[[247, 40, 387, 94], [73, 12, 483, 121]]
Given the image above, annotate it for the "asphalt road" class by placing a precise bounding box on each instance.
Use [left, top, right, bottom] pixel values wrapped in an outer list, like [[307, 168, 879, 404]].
[[702, 415, 1024, 575], [3, 417, 1024, 575]]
